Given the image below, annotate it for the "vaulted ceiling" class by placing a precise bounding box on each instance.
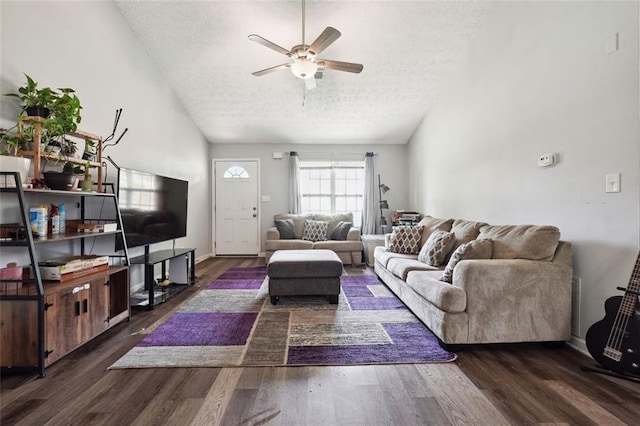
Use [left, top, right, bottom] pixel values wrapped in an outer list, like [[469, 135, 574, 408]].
[[115, 1, 492, 145]]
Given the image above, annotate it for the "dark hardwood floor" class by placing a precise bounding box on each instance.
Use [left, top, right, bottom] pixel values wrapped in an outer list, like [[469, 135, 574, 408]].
[[1, 257, 638, 425]]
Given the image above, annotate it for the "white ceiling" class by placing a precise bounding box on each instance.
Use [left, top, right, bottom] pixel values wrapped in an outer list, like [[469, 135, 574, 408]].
[[115, 1, 492, 145]]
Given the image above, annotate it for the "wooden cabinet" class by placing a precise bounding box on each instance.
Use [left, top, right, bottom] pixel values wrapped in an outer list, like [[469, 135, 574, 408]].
[[43, 272, 123, 366], [0, 171, 130, 376]]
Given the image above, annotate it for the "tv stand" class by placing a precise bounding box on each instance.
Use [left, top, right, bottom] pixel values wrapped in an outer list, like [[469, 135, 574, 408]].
[[129, 248, 195, 310]]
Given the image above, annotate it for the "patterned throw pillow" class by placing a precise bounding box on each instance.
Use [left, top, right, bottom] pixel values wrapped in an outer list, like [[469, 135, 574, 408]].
[[388, 226, 424, 254], [302, 220, 328, 242], [418, 230, 455, 266], [441, 239, 493, 283]]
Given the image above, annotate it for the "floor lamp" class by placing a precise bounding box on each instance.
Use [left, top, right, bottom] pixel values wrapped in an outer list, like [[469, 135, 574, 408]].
[[378, 174, 390, 233]]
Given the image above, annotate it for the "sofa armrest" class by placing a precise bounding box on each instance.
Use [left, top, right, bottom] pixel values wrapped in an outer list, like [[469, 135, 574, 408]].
[[346, 227, 361, 241], [266, 226, 280, 241], [453, 258, 573, 342], [384, 233, 392, 249]]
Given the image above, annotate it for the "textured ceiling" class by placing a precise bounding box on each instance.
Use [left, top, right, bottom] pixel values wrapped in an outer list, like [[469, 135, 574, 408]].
[[115, 1, 492, 144]]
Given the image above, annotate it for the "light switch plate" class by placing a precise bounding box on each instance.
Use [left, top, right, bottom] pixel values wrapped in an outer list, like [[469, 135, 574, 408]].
[[605, 33, 619, 55], [605, 173, 620, 193]]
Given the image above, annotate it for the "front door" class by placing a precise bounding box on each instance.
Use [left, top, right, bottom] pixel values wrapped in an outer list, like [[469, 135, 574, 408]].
[[214, 160, 259, 255]]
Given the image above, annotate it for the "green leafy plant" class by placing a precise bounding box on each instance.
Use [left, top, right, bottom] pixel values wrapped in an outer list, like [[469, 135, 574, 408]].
[[0, 117, 31, 156], [81, 161, 96, 181], [4, 73, 58, 111], [62, 161, 82, 174], [3, 74, 83, 159], [47, 88, 82, 134], [0, 127, 25, 156]]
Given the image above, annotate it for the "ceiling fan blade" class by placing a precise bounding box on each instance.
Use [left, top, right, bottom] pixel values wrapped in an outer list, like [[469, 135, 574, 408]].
[[304, 77, 317, 90], [317, 59, 363, 74], [252, 63, 291, 76], [248, 34, 291, 56], [308, 27, 341, 56]]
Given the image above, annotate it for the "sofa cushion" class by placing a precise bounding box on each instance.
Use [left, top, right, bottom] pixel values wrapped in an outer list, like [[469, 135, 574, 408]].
[[418, 230, 455, 266], [274, 213, 313, 239], [449, 219, 489, 252], [314, 213, 353, 239], [417, 216, 454, 246], [478, 224, 560, 261], [388, 225, 424, 254], [302, 220, 328, 242], [374, 246, 417, 268], [441, 239, 493, 283], [387, 257, 441, 281], [313, 239, 363, 252], [330, 221, 352, 240], [406, 271, 467, 313], [265, 239, 314, 251], [274, 219, 296, 240]]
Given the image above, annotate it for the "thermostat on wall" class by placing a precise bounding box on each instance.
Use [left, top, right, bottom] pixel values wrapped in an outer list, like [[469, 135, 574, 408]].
[[537, 153, 556, 168]]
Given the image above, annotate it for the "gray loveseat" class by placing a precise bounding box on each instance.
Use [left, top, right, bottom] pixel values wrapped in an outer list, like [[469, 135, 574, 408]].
[[374, 216, 573, 347], [265, 213, 362, 265]]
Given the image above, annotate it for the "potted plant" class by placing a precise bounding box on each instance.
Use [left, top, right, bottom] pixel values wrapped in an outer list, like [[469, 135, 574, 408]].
[[3, 74, 84, 187], [42, 161, 82, 191], [81, 138, 97, 161], [78, 161, 96, 191], [4, 74, 83, 145], [4, 74, 57, 118], [0, 123, 32, 187]]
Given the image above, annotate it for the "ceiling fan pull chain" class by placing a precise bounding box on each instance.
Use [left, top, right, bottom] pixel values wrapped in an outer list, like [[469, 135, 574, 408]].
[[301, 0, 306, 46]]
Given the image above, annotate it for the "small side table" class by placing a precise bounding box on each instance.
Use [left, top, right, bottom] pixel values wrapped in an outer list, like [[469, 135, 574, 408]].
[[361, 234, 386, 267]]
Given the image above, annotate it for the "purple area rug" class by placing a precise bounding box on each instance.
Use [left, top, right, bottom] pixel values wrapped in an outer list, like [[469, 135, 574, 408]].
[[109, 266, 456, 369]]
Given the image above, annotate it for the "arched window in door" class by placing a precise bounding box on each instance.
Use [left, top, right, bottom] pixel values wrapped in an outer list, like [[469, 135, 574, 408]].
[[223, 166, 250, 179]]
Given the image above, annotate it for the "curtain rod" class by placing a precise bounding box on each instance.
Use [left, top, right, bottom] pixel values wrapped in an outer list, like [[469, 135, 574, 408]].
[[285, 151, 378, 156]]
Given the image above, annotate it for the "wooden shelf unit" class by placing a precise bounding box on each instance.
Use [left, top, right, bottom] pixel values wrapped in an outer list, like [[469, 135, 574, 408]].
[[0, 172, 130, 376], [16, 116, 104, 192]]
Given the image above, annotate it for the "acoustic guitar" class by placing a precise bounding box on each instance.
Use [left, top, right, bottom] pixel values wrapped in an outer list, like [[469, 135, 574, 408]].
[[585, 252, 640, 377]]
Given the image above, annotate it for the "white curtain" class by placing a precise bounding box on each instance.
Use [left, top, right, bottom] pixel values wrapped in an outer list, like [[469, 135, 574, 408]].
[[361, 152, 377, 235], [288, 151, 301, 214]]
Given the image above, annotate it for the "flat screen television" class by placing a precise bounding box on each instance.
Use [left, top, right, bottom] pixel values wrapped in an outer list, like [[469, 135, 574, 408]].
[[115, 167, 188, 251]]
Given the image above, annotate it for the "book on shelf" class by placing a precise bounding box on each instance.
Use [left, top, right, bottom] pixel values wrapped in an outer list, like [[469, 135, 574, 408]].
[[38, 255, 109, 281], [77, 223, 118, 233], [42, 264, 109, 282]]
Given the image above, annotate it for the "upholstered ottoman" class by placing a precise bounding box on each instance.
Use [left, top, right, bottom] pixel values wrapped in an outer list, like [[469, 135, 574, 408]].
[[267, 249, 343, 305]]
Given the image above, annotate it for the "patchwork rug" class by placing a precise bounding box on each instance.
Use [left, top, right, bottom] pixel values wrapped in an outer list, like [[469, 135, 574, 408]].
[[109, 266, 456, 369]]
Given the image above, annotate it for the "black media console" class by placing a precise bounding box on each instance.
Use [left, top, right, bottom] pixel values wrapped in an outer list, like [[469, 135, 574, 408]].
[[129, 248, 196, 309]]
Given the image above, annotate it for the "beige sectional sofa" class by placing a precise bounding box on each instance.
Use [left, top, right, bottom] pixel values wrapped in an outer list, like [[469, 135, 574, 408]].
[[373, 216, 573, 347], [265, 213, 363, 265]]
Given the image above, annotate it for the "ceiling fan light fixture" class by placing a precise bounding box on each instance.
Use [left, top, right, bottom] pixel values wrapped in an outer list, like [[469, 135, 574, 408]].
[[291, 60, 318, 79]]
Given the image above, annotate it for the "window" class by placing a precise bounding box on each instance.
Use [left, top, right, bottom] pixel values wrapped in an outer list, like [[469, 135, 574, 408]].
[[299, 161, 364, 227], [223, 166, 249, 178]]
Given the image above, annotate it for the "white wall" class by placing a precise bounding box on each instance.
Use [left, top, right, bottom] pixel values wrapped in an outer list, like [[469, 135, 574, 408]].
[[408, 1, 639, 343], [1, 2, 211, 289], [210, 143, 408, 250]]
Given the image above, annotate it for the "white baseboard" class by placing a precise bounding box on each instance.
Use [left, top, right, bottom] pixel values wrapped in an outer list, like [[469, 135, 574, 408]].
[[568, 335, 590, 358], [195, 253, 212, 263]]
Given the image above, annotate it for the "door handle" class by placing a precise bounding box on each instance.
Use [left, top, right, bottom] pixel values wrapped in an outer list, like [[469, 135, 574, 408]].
[[253, 213, 257, 217]]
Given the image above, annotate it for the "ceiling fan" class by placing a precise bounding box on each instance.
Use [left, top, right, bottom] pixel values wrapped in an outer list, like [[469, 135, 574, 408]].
[[248, 0, 363, 90]]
